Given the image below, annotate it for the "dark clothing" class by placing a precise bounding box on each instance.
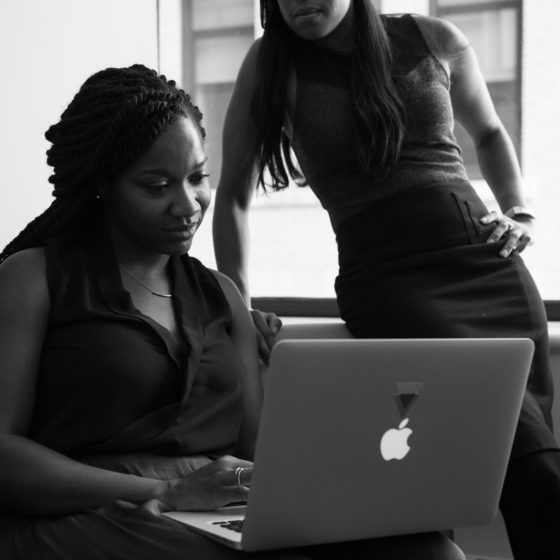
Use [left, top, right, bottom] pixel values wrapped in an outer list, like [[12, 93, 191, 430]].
[[0, 227, 463, 560], [291, 13, 559, 560], [292, 14, 470, 231], [32, 229, 244, 460], [335, 183, 556, 457]]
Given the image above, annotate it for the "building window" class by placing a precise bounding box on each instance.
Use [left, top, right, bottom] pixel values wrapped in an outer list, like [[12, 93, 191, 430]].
[[171, 0, 560, 313], [433, 0, 521, 180], [182, 0, 255, 183]]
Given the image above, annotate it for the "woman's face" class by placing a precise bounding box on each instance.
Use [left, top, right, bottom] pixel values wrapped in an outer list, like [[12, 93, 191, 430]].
[[103, 116, 211, 258], [276, 0, 352, 42]]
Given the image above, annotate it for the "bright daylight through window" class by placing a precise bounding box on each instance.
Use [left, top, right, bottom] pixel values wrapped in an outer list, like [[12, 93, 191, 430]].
[[169, 0, 560, 309]]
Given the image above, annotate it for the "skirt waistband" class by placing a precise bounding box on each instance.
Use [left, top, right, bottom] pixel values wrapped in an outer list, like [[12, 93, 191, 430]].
[[335, 183, 492, 269]]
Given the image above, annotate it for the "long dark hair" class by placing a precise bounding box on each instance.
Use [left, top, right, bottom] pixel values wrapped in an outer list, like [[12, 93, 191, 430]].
[[255, 0, 406, 190], [0, 64, 205, 263]]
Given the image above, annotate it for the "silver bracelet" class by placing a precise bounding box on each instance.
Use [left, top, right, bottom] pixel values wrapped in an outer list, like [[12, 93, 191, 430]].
[[504, 206, 536, 220]]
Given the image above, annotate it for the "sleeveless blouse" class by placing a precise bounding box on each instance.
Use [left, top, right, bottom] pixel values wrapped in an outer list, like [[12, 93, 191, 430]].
[[291, 14, 471, 231], [29, 225, 244, 460]]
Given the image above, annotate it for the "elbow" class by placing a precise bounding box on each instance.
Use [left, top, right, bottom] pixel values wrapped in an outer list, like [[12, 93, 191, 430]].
[[214, 184, 253, 215], [473, 122, 507, 151]]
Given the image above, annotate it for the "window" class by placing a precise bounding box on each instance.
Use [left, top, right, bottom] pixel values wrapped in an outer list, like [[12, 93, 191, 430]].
[[168, 0, 560, 317], [182, 0, 254, 183], [431, 0, 560, 312], [434, 1, 521, 181]]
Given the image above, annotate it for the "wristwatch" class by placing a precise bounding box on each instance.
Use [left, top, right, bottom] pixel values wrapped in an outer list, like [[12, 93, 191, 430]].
[[504, 206, 536, 220]]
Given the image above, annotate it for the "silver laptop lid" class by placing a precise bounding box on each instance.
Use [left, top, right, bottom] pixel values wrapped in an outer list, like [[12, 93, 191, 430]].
[[241, 338, 533, 551]]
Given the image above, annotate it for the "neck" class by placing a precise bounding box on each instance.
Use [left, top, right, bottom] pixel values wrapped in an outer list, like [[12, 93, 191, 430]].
[[314, 4, 354, 54], [117, 255, 171, 277], [104, 221, 171, 275]]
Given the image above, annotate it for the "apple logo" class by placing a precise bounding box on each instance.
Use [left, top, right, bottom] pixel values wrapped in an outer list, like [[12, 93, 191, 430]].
[[380, 418, 412, 461]]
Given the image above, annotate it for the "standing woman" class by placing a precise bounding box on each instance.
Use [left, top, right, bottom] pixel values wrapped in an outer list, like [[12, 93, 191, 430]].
[[212, 1, 560, 558]]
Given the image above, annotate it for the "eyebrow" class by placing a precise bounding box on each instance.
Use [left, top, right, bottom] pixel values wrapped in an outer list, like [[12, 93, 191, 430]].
[[137, 157, 209, 177]]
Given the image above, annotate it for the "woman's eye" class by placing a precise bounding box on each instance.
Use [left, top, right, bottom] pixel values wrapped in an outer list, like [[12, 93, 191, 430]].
[[145, 183, 169, 194], [190, 173, 210, 185]]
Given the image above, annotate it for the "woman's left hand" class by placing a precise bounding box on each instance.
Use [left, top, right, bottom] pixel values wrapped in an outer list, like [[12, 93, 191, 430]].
[[250, 309, 282, 364], [480, 211, 535, 257]]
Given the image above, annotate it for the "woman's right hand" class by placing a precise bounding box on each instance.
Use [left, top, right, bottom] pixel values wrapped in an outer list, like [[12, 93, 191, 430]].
[[156, 455, 253, 512]]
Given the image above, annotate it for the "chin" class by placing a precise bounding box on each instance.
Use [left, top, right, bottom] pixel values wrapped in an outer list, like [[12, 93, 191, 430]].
[[157, 240, 193, 257], [293, 27, 329, 41]]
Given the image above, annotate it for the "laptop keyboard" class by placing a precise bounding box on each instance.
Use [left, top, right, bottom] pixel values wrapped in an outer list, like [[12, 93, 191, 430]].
[[211, 519, 244, 533]]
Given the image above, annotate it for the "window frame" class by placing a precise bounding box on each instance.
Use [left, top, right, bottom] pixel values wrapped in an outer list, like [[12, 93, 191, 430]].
[[433, 0, 523, 176], [178, 0, 560, 322], [252, 297, 560, 321], [253, 0, 559, 321]]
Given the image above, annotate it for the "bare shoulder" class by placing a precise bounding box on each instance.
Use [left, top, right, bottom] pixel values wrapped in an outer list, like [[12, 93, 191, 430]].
[[245, 37, 262, 64], [412, 14, 470, 59], [235, 37, 262, 90], [209, 269, 245, 306], [221, 37, 262, 166], [0, 248, 49, 307]]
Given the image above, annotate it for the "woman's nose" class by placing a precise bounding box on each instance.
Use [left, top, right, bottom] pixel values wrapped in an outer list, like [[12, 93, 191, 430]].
[[170, 184, 199, 217]]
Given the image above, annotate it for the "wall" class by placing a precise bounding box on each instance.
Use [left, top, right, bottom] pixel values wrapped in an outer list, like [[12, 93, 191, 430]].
[[0, 0, 158, 250]]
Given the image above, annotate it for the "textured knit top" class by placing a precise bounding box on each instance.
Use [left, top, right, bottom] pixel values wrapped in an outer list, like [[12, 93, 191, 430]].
[[290, 14, 471, 232], [29, 224, 244, 460]]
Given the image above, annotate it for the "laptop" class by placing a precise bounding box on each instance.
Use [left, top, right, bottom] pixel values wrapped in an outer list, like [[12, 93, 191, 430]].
[[163, 337, 534, 552]]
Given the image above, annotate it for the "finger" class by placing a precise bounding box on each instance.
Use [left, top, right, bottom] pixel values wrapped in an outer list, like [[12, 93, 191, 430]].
[[250, 309, 268, 332], [252, 310, 277, 350], [256, 328, 270, 351], [222, 486, 250, 505], [486, 221, 512, 244], [515, 236, 530, 253], [266, 313, 282, 336], [499, 229, 523, 257], [237, 466, 253, 486], [140, 498, 165, 517], [256, 330, 272, 362], [261, 324, 278, 351], [230, 463, 254, 486], [479, 211, 499, 225], [209, 455, 239, 479], [229, 457, 253, 469]]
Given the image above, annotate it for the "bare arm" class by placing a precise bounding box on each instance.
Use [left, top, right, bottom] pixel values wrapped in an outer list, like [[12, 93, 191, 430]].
[[212, 40, 261, 304], [0, 249, 169, 516], [442, 20, 526, 212], [418, 16, 534, 256]]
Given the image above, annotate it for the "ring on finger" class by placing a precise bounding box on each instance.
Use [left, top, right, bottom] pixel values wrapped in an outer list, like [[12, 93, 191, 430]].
[[234, 467, 244, 487]]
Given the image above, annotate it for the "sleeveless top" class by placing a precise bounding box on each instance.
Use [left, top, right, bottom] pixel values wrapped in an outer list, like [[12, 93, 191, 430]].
[[291, 14, 471, 231], [28, 225, 244, 460]]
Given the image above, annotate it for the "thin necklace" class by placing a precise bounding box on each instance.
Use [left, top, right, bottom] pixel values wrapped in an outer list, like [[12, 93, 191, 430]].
[[119, 265, 173, 298]]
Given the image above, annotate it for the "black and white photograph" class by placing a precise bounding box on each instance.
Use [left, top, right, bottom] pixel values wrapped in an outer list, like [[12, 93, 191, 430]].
[[0, 2, 559, 559]]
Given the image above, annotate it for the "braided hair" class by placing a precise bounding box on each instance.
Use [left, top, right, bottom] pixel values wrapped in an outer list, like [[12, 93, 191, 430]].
[[0, 64, 205, 263]]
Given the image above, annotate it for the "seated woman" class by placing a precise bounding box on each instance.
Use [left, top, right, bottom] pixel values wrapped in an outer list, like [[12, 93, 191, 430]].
[[0, 64, 464, 560]]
